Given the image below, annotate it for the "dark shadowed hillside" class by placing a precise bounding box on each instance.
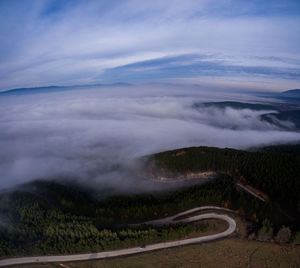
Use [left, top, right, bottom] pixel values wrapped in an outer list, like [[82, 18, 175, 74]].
[[193, 101, 278, 111], [281, 89, 300, 98], [261, 110, 300, 130], [145, 146, 300, 210]]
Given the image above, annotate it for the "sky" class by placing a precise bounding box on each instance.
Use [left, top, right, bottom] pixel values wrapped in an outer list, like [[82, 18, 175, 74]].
[[0, 0, 300, 91]]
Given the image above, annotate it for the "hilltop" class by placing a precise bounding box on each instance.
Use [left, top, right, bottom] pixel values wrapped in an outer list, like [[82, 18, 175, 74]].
[[144, 145, 300, 211], [281, 89, 300, 96], [0, 83, 133, 95]]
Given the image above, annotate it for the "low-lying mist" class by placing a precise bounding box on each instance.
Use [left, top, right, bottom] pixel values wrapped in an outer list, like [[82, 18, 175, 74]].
[[0, 85, 299, 191]]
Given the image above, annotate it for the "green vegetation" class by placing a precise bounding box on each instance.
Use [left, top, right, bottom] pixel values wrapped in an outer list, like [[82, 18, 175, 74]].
[[0, 215, 210, 257], [1, 144, 299, 258], [257, 143, 300, 158], [146, 146, 300, 211], [0, 173, 292, 257], [257, 219, 273, 241]]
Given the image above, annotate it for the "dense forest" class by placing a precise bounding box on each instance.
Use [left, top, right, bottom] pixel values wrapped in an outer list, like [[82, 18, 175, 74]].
[[0, 173, 294, 257], [0, 144, 299, 257], [256, 143, 300, 157], [145, 145, 300, 211]]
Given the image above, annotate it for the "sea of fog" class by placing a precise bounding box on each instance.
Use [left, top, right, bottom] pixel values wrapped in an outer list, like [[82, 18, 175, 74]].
[[0, 85, 299, 190]]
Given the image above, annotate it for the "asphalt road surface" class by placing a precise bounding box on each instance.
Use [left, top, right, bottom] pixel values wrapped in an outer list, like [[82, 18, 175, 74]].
[[0, 206, 236, 267]]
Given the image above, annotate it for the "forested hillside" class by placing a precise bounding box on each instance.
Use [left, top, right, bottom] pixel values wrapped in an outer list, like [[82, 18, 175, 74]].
[[1, 144, 299, 257], [145, 146, 300, 211], [0, 174, 292, 257]]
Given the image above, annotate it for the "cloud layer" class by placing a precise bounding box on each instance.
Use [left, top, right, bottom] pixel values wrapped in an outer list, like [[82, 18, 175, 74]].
[[0, 85, 299, 190], [0, 0, 300, 90]]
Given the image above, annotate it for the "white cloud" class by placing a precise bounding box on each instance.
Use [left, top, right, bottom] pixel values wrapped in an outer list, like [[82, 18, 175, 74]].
[[0, 85, 299, 190], [0, 0, 299, 89]]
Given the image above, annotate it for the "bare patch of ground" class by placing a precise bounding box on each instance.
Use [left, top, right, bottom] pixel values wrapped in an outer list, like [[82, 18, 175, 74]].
[[12, 239, 300, 268]]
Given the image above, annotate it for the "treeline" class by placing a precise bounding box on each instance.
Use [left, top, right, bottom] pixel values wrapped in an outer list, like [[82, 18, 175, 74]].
[[147, 146, 300, 211], [257, 143, 300, 160], [0, 175, 289, 257], [0, 217, 203, 256]]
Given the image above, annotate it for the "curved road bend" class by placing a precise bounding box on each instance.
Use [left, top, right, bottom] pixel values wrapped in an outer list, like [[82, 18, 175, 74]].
[[0, 206, 236, 267], [141, 205, 234, 226]]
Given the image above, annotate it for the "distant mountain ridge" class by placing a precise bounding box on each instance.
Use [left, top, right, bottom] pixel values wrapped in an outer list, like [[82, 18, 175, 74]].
[[278, 89, 300, 99], [255, 89, 300, 104], [0, 82, 133, 95], [193, 101, 300, 130], [194, 101, 279, 111], [281, 89, 300, 95]]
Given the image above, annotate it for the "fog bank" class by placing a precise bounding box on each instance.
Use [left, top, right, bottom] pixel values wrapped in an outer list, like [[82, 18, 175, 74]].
[[0, 85, 299, 190]]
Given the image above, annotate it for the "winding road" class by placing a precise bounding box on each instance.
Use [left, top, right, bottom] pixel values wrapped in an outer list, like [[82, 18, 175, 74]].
[[0, 206, 236, 267]]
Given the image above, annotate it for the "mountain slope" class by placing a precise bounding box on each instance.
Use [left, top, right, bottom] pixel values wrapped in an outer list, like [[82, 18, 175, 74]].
[[145, 146, 300, 210]]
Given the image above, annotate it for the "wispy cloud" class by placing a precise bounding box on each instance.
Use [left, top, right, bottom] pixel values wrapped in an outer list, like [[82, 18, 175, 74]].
[[102, 54, 300, 82], [0, 0, 300, 90]]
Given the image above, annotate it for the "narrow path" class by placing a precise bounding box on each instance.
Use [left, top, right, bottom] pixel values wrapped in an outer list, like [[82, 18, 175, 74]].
[[0, 206, 236, 267], [237, 183, 265, 202]]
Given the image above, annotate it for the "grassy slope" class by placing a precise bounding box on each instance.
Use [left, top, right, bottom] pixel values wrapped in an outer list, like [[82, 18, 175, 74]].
[[9, 239, 300, 268]]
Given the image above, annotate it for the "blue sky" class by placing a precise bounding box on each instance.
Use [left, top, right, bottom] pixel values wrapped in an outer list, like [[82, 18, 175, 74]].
[[0, 0, 300, 91]]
